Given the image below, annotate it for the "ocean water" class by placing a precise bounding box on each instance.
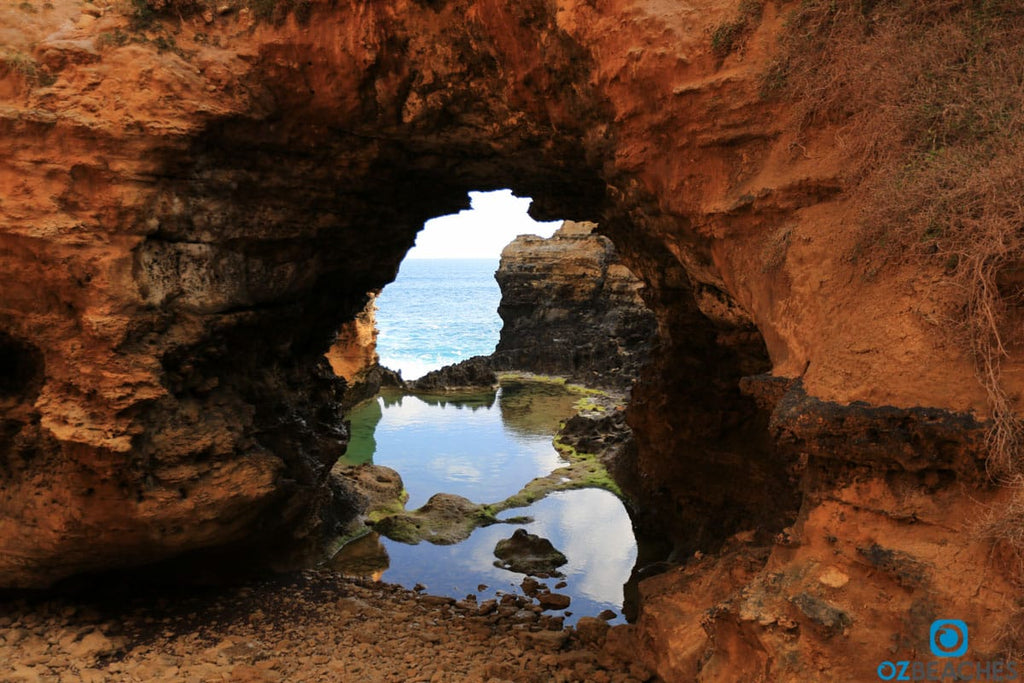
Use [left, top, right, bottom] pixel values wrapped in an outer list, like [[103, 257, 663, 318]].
[[375, 258, 502, 380]]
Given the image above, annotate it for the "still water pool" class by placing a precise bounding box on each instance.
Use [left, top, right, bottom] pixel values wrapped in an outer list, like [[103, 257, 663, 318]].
[[332, 380, 638, 624]]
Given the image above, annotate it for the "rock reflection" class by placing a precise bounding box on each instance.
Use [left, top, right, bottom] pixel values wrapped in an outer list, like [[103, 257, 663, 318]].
[[331, 379, 639, 624], [327, 532, 389, 580]]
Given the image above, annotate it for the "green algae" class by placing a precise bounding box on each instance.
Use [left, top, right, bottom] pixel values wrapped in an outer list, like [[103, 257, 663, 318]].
[[368, 432, 623, 545], [344, 374, 626, 547]]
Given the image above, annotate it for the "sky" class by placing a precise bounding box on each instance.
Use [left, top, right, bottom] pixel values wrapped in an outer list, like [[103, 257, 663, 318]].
[[405, 189, 562, 259]]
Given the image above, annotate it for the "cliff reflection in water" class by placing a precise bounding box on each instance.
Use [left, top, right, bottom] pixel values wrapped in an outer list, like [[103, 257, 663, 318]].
[[334, 380, 638, 623]]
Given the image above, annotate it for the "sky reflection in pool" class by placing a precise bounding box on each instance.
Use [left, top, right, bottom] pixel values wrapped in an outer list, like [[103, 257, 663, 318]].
[[336, 381, 638, 623]]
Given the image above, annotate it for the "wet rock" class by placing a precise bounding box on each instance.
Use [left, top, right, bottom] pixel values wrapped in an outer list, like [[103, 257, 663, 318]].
[[409, 356, 497, 393], [420, 595, 456, 607], [511, 609, 538, 624], [493, 529, 568, 576], [537, 593, 572, 610], [373, 493, 485, 545], [337, 465, 405, 514]]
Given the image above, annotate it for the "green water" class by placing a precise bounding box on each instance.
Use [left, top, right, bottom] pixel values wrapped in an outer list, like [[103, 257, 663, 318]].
[[334, 379, 638, 624]]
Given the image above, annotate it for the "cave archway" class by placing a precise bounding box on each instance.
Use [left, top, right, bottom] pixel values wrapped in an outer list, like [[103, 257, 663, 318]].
[[324, 190, 657, 620], [0, 0, 800, 593]]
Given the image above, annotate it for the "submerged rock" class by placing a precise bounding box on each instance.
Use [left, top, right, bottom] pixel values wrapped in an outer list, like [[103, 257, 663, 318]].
[[493, 529, 568, 576]]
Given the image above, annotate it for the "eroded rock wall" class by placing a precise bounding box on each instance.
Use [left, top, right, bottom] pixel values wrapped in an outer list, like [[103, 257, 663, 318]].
[[0, 0, 605, 587], [326, 293, 379, 385], [492, 220, 656, 388], [1, 0, 1021, 677]]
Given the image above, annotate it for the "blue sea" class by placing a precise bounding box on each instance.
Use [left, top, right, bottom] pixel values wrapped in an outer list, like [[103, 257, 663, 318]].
[[375, 258, 502, 380]]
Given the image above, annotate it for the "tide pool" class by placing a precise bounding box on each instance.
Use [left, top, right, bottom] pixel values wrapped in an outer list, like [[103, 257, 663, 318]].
[[333, 380, 638, 624]]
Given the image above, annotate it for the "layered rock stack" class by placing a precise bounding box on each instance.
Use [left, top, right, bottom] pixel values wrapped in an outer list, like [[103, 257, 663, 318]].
[[492, 222, 656, 389], [325, 293, 380, 386]]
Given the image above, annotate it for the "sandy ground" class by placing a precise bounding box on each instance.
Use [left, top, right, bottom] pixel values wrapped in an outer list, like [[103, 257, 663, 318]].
[[0, 569, 652, 682]]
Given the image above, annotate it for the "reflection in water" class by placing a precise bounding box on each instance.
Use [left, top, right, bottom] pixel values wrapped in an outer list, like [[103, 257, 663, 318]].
[[327, 531, 390, 581], [340, 384, 579, 510], [333, 380, 639, 624], [497, 379, 583, 437], [382, 489, 636, 624]]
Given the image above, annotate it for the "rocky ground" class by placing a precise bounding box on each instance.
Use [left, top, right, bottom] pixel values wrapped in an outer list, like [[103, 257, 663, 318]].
[[0, 570, 652, 682]]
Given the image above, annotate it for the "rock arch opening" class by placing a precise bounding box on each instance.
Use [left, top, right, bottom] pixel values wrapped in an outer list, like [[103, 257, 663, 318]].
[[373, 188, 560, 381], [325, 188, 661, 623], [0, 1, 804, 664], [3, 0, 1020, 678]]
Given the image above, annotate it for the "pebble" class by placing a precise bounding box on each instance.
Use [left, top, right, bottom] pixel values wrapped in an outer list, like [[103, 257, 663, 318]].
[[0, 570, 647, 682], [537, 592, 572, 610]]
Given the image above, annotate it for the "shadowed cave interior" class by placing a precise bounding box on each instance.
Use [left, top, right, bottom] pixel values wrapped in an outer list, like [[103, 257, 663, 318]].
[[130, 113, 800, 584]]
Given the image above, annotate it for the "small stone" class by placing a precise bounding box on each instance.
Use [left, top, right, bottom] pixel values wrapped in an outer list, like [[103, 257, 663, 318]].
[[216, 3, 232, 14], [597, 609, 617, 621], [81, 4, 102, 16], [575, 617, 609, 645], [818, 566, 850, 588], [229, 664, 282, 682], [202, 9, 214, 23], [537, 592, 571, 610], [513, 609, 539, 624], [420, 595, 456, 607], [67, 630, 119, 661], [515, 629, 570, 651], [78, 669, 106, 683]]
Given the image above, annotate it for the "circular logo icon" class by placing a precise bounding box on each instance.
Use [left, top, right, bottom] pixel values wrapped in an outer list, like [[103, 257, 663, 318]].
[[930, 619, 969, 658]]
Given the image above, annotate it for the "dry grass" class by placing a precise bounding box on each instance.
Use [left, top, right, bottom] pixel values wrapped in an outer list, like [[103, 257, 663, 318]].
[[711, 0, 765, 57], [771, 0, 1024, 477], [0, 50, 56, 87], [980, 479, 1024, 657], [775, 1, 1024, 620]]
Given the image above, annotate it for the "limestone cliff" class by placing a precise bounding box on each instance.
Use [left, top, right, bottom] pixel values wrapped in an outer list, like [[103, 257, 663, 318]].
[[1, 0, 1022, 678], [325, 293, 379, 386], [492, 221, 655, 389]]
